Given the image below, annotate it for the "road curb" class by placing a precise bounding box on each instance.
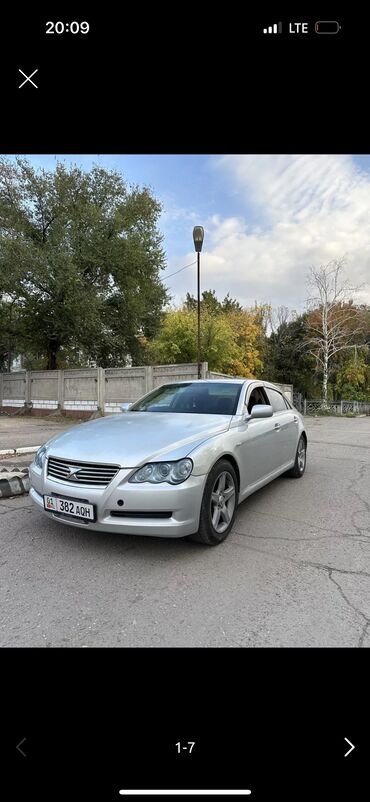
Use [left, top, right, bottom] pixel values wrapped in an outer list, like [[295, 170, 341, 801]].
[[0, 468, 30, 498], [0, 445, 39, 496], [0, 445, 40, 460]]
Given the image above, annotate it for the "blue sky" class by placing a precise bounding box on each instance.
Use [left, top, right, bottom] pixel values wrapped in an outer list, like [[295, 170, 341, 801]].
[[8, 154, 370, 311]]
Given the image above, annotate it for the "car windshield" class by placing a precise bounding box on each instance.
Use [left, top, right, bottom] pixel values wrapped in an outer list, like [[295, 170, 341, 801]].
[[130, 382, 243, 415]]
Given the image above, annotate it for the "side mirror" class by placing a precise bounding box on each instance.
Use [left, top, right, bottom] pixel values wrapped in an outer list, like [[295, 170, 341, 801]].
[[244, 404, 273, 421], [120, 402, 132, 412]]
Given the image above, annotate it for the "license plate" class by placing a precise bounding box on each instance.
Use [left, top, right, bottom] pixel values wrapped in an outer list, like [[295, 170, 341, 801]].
[[43, 495, 95, 521]]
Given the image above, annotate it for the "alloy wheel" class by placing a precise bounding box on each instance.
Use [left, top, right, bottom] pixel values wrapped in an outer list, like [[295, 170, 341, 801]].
[[210, 470, 236, 534], [298, 438, 306, 472]]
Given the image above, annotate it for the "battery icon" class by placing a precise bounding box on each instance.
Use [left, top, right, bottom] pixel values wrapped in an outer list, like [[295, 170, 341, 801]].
[[315, 21, 341, 33]]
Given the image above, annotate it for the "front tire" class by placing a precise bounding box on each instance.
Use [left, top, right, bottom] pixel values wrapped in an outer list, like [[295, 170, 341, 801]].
[[189, 460, 238, 545], [286, 435, 306, 478]]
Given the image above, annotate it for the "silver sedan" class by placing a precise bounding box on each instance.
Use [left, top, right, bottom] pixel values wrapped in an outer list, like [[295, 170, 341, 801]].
[[29, 379, 307, 546]]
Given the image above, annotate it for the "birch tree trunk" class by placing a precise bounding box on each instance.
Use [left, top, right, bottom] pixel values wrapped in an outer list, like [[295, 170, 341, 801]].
[[322, 295, 328, 407], [322, 350, 329, 407]]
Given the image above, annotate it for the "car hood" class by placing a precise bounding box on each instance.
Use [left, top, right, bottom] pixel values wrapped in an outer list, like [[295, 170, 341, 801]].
[[45, 412, 231, 466]]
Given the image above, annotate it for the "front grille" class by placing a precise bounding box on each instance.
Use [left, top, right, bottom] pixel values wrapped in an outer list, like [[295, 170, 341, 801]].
[[110, 510, 172, 519], [47, 456, 119, 486]]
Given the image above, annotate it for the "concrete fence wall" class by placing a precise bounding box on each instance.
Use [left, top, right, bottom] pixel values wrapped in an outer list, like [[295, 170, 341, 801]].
[[0, 364, 207, 416], [0, 365, 293, 416]]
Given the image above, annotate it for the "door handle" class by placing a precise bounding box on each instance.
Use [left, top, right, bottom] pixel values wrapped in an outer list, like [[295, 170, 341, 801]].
[[274, 423, 281, 431]]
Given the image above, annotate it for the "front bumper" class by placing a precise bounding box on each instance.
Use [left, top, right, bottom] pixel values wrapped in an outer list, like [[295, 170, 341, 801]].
[[29, 462, 207, 538]]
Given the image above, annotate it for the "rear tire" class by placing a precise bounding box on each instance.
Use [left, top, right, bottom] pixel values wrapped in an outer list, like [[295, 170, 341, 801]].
[[286, 435, 306, 478], [188, 460, 238, 545]]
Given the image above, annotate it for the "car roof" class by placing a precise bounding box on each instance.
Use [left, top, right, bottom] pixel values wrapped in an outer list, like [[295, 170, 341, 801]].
[[164, 379, 250, 386], [161, 379, 285, 391]]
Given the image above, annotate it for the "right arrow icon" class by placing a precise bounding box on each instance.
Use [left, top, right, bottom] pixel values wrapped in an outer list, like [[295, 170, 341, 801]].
[[344, 737, 355, 757]]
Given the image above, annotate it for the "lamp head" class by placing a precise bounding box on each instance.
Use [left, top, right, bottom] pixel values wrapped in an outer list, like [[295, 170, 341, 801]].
[[193, 226, 204, 253]]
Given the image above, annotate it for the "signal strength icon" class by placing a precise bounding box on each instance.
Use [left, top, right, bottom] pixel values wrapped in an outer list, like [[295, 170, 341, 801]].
[[263, 22, 282, 34]]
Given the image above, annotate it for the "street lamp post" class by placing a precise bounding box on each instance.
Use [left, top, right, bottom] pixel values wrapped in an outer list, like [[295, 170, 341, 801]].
[[193, 226, 204, 379]]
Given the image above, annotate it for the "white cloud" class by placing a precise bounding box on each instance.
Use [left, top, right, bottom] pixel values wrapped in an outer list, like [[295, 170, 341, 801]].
[[171, 155, 370, 310]]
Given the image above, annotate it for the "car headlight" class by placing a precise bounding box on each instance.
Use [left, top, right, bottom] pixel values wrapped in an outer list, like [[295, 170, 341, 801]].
[[129, 458, 193, 485], [33, 445, 47, 470]]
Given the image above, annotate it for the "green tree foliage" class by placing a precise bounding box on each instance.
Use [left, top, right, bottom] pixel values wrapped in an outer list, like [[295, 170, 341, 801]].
[[0, 158, 167, 369], [262, 312, 318, 396], [335, 348, 370, 400], [185, 290, 242, 315], [263, 288, 370, 401], [148, 308, 238, 371], [360, 305, 370, 368], [0, 298, 10, 370], [149, 296, 267, 377]]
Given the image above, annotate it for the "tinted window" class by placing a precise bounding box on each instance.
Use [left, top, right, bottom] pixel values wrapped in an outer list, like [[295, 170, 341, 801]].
[[131, 382, 242, 415], [265, 388, 288, 413]]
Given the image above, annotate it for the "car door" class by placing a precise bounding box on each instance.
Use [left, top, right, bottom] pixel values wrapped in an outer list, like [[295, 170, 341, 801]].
[[237, 384, 278, 496], [264, 386, 298, 468]]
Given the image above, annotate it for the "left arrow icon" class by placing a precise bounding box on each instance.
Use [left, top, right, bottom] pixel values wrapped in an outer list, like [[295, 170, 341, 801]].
[[16, 737, 27, 757], [344, 737, 355, 757]]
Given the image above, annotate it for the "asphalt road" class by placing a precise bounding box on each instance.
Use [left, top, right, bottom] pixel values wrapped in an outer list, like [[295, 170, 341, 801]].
[[1, 417, 370, 647], [0, 415, 82, 451]]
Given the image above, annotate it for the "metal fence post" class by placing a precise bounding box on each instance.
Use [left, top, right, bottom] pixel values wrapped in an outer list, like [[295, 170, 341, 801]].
[[0, 373, 3, 409], [201, 361, 208, 379], [303, 399, 307, 415], [97, 367, 105, 414], [340, 400, 343, 415]]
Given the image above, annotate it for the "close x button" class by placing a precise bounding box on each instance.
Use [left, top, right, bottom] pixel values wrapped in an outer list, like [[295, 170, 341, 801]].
[[18, 68, 38, 88]]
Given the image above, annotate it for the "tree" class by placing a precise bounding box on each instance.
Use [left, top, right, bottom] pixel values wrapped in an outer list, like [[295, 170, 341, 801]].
[[262, 311, 317, 396], [335, 348, 370, 401], [225, 305, 266, 377], [147, 308, 239, 372], [303, 259, 366, 406], [222, 293, 243, 315], [0, 298, 9, 370], [184, 290, 243, 316], [149, 295, 267, 377], [0, 158, 167, 369]]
